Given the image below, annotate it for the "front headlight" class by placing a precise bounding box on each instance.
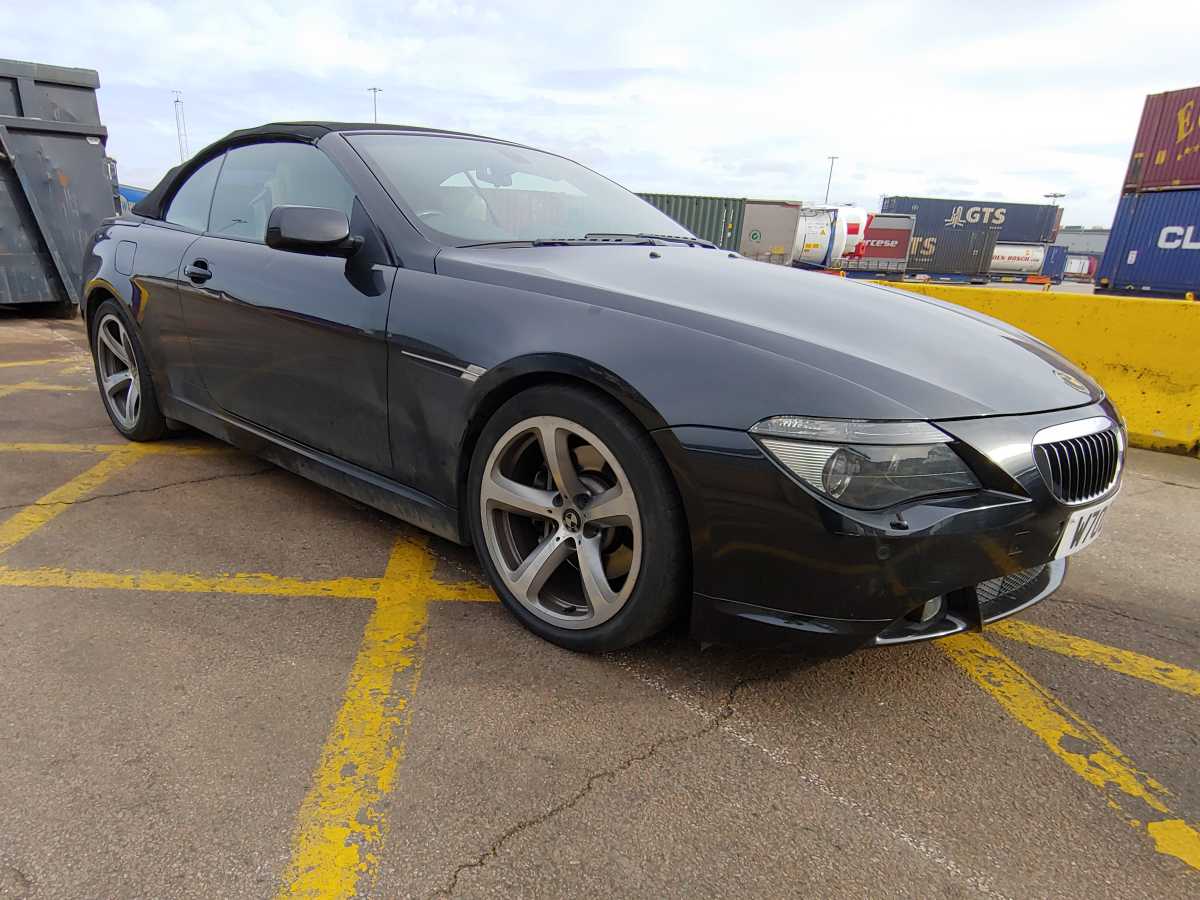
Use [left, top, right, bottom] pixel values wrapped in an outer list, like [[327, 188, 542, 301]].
[[751, 416, 980, 510]]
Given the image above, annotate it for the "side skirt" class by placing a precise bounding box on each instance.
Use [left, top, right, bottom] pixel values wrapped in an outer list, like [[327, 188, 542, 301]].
[[166, 397, 466, 545]]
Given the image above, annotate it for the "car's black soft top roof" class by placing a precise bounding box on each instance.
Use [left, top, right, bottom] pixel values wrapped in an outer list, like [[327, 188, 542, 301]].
[[131, 121, 498, 220]]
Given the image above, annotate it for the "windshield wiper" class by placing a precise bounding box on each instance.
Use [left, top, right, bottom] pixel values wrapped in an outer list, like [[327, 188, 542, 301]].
[[458, 236, 653, 248], [458, 233, 715, 249], [585, 232, 717, 248]]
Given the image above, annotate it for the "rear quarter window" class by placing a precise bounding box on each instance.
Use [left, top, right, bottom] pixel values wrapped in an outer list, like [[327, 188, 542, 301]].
[[164, 155, 224, 231]]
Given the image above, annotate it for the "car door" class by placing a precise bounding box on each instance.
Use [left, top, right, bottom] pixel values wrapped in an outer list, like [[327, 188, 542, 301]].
[[178, 140, 395, 475]]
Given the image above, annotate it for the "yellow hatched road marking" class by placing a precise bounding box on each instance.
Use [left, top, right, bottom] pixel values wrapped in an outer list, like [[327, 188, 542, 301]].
[[0, 357, 74, 369], [0, 446, 148, 555], [941, 633, 1200, 871], [277, 538, 441, 899], [993, 620, 1200, 698]]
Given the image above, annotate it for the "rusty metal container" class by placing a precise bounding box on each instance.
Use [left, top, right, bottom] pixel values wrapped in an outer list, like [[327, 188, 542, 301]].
[[0, 58, 118, 312]]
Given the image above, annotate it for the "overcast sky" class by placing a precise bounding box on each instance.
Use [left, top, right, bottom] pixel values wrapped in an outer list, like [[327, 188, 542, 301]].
[[5, 0, 1197, 227]]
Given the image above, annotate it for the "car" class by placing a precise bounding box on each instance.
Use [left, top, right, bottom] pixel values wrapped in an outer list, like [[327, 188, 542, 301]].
[[81, 121, 1124, 654]]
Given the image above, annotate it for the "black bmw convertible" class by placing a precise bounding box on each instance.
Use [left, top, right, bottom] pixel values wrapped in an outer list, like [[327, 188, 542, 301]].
[[82, 122, 1123, 653]]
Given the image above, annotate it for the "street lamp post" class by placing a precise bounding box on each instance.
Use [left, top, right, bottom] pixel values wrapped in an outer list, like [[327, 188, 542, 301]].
[[171, 90, 189, 163], [824, 156, 838, 204], [1044, 192, 1066, 205], [368, 87, 383, 123]]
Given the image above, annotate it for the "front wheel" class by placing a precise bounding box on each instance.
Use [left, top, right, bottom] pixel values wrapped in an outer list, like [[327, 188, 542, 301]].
[[468, 385, 688, 652]]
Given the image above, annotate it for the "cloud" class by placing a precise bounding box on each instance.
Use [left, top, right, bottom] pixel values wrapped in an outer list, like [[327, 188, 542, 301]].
[[4, 0, 1198, 225]]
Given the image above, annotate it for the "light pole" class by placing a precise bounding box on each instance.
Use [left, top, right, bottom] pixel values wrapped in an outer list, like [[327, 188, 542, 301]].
[[824, 156, 838, 204], [368, 87, 382, 123], [1044, 192, 1066, 205], [172, 90, 189, 163]]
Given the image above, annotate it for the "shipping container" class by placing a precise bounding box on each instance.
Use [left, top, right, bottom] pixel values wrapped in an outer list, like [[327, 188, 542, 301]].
[[989, 242, 1047, 275], [0, 58, 117, 312], [1055, 226, 1109, 256], [985, 243, 1067, 284], [737, 201, 869, 267], [903, 228, 997, 279], [837, 212, 914, 275], [1064, 253, 1099, 280], [637, 192, 744, 250], [738, 199, 804, 263], [1042, 244, 1068, 282], [880, 195, 1063, 245], [1096, 189, 1200, 298], [1122, 85, 1200, 192], [792, 206, 867, 268]]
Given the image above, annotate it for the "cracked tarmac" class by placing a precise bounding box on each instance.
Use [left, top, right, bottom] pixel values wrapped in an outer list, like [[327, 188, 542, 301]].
[[1, 311, 1198, 899]]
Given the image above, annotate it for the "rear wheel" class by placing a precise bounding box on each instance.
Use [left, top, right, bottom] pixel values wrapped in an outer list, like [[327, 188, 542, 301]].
[[90, 299, 166, 441], [468, 385, 688, 651]]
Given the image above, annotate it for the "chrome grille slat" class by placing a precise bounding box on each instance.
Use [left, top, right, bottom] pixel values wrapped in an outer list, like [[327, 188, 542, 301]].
[[1033, 422, 1122, 505]]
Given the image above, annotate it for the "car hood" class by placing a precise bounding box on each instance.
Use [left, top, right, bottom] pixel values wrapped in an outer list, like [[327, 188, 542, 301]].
[[437, 245, 1102, 420]]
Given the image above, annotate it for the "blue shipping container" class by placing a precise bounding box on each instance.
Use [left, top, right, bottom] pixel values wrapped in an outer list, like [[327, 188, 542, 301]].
[[881, 196, 1063, 244], [117, 184, 149, 204], [1042, 244, 1068, 282], [1096, 190, 1200, 299]]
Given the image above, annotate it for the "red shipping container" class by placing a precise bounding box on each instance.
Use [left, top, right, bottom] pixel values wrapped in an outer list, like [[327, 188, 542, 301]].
[[1124, 85, 1200, 192], [858, 227, 911, 260]]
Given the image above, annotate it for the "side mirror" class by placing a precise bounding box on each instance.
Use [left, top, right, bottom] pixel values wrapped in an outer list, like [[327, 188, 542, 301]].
[[265, 205, 360, 256]]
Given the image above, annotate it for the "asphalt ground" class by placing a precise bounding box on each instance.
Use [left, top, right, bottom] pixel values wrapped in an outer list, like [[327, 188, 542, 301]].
[[0, 309, 1197, 899]]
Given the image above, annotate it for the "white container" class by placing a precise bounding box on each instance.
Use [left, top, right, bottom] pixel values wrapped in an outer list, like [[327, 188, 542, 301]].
[[739, 201, 868, 267], [989, 242, 1047, 275]]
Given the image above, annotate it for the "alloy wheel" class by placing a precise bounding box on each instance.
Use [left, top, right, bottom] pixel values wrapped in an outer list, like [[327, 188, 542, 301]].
[[479, 415, 642, 630], [95, 313, 141, 431]]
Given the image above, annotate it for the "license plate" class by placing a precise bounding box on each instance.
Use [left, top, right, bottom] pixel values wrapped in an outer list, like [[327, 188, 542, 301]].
[[1053, 495, 1116, 560]]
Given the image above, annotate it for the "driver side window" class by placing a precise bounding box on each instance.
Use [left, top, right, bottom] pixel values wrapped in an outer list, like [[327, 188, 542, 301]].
[[207, 142, 356, 242]]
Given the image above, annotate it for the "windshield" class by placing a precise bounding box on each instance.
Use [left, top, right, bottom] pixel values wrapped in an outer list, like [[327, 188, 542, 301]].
[[348, 133, 692, 246]]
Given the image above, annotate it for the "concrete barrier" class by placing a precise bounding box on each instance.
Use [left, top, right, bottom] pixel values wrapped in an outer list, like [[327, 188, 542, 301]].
[[873, 282, 1199, 456]]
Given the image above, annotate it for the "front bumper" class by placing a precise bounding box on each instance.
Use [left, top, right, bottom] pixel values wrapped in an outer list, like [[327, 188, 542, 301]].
[[652, 400, 1120, 654]]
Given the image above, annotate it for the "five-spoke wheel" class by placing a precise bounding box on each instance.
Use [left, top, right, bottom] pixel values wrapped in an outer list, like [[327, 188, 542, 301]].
[[95, 313, 142, 431], [469, 385, 687, 651], [89, 299, 165, 441], [479, 415, 642, 630]]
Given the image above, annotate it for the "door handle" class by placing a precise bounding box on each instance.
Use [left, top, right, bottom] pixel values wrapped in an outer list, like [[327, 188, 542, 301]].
[[184, 259, 212, 283]]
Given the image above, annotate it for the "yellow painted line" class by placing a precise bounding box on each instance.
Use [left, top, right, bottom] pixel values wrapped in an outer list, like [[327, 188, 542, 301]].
[[0, 565, 382, 600], [0, 441, 129, 454], [992, 620, 1200, 698], [0, 446, 147, 556], [0, 357, 73, 369], [277, 538, 433, 899], [0, 440, 236, 455], [0, 563, 495, 603], [942, 633, 1200, 871], [0, 381, 88, 398]]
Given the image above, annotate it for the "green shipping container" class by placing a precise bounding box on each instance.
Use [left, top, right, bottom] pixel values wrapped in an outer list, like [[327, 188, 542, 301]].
[[637, 192, 745, 251]]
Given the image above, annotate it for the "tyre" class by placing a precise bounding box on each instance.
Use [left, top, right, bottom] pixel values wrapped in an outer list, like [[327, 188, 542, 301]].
[[468, 384, 688, 651], [89, 299, 167, 441]]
